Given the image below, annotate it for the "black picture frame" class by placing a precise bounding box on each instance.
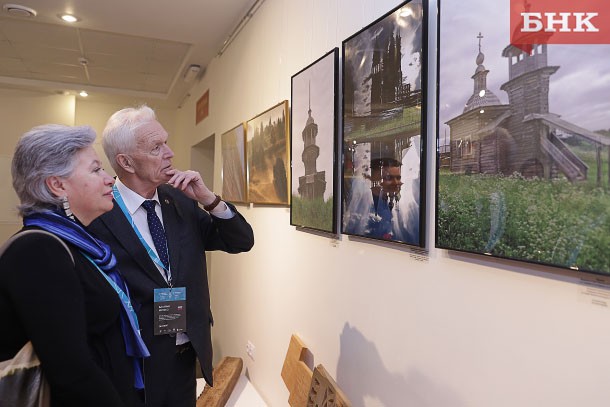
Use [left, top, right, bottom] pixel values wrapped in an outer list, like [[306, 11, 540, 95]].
[[436, 0, 610, 275], [290, 48, 339, 234], [341, 0, 428, 247]]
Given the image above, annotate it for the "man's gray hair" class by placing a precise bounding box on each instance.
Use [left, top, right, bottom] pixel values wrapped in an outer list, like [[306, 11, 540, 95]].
[[102, 105, 157, 173], [11, 124, 96, 217]]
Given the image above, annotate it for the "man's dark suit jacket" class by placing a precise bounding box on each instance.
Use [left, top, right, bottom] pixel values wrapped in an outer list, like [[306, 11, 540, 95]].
[[88, 184, 254, 387]]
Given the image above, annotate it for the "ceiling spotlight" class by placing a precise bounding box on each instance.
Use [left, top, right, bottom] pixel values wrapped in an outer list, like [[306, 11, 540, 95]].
[[79, 91, 88, 97], [59, 14, 79, 23], [3, 3, 37, 18]]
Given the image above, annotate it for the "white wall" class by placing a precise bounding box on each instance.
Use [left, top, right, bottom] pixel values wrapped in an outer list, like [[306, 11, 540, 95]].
[[0, 90, 75, 237], [177, 0, 610, 406]]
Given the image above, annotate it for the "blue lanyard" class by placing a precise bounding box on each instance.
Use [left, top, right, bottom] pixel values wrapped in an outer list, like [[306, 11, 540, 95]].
[[83, 253, 150, 391], [112, 185, 172, 286], [83, 254, 144, 334]]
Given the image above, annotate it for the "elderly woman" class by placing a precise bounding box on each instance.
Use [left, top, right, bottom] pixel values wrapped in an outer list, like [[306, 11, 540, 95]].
[[0, 125, 149, 406]]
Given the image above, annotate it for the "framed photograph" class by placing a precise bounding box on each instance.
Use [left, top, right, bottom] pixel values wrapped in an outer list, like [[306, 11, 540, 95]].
[[290, 48, 339, 233], [341, 0, 428, 247], [436, 0, 610, 275], [221, 123, 247, 203], [246, 101, 290, 205]]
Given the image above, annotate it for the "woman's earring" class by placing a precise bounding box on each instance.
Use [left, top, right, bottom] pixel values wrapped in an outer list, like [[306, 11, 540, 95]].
[[62, 196, 75, 220]]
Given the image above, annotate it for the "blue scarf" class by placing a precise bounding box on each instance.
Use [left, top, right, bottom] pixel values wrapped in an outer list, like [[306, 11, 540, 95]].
[[23, 210, 150, 390]]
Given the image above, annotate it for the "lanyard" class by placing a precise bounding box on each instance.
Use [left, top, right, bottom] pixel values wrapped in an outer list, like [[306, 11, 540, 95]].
[[82, 253, 144, 335], [112, 185, 173, 286], [83, 252, 150, 391]]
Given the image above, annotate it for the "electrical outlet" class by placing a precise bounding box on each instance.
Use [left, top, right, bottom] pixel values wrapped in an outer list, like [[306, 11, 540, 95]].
[[246, 340, 255, 360]]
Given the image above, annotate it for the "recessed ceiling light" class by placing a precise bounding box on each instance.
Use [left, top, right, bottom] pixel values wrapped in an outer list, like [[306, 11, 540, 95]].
[[59, 14, 79, 23], [79, 91, 88, 97], [3, 3, 37, 18]]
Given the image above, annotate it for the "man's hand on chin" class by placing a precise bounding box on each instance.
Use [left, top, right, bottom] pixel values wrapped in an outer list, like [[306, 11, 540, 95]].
[[166, 169, 216, 204]]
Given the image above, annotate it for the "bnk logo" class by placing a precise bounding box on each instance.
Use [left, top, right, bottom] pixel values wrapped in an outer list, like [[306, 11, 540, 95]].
[[522, 13, 599, 33], [510, 0, 610, 52]]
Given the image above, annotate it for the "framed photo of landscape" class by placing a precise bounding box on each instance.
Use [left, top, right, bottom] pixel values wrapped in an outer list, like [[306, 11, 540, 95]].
[[221, 123, 247, 203], [290, 48, 339, 233], [341, 0, 428, 247], [246, 100, 290, 205], [436, 0, 610, 275]]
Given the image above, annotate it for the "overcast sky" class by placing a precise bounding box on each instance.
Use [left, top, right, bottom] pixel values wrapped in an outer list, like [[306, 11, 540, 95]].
[[438, 0, 610, 146]]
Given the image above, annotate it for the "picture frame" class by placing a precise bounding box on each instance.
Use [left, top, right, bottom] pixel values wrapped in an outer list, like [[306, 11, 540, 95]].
[[221, 123, 247, 203], [341, 0, 428, 247], [290, 48, 339, 233], [436, 0, 610, 275], [246, 100, 291, 205]]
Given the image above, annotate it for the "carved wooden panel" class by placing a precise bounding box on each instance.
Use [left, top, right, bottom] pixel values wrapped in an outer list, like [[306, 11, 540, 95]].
[[307, 365, 351, 407]]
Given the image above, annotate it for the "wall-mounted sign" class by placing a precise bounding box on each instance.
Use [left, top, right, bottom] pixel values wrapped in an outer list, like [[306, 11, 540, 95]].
[[196, 90, 209, 124]]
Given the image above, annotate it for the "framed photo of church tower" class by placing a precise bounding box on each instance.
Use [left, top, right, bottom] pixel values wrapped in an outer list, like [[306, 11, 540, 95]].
[[341, 0, 428, 247], [290, 48, 339, 233]]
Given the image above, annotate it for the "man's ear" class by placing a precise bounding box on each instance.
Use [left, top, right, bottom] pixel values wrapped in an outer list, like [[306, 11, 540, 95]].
[[116, 154, 136, 174], [46, 176, 66, 197]]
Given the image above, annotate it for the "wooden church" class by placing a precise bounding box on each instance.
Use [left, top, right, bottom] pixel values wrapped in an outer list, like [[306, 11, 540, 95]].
[[446, 34, 610, 183]]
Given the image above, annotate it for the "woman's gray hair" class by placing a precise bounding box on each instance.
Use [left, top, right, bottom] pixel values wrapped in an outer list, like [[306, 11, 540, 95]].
[[102, 105, 157, 173], [11, 124, 96, 217]]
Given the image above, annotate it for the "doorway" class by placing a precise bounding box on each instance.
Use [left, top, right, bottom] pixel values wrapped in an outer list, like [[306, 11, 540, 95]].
[[190, 134, 215, 189]]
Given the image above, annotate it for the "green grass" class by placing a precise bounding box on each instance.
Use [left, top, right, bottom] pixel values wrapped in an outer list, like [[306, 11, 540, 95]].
[[291, 195, 334, 232], [571, 144, 609, 190], [437, 171, 610, 274]]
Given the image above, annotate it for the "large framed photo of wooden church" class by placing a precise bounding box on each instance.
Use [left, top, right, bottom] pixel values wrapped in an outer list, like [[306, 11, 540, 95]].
[[436, 0, 610, 275], [290, 48, 339, 233], [341, 0, 428, 247]]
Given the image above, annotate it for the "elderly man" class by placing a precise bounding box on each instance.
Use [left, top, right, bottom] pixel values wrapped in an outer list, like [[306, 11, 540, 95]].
[[88, 105, 254, 407]]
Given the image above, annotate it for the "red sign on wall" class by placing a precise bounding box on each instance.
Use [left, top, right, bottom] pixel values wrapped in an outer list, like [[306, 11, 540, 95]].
[[196, 90, 209, 124]]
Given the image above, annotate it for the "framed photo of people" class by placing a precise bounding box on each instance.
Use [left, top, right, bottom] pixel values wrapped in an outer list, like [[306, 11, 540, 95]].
[[341, 0, 428, 247], [290, 48, 339, 233], [221, 123, 247, 203], [436, 0, 610, 275], [246, 100, 291, 205]]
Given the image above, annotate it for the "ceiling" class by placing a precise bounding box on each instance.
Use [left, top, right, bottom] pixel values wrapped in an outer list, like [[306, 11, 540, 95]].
[[0, 0, 258, 107]]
